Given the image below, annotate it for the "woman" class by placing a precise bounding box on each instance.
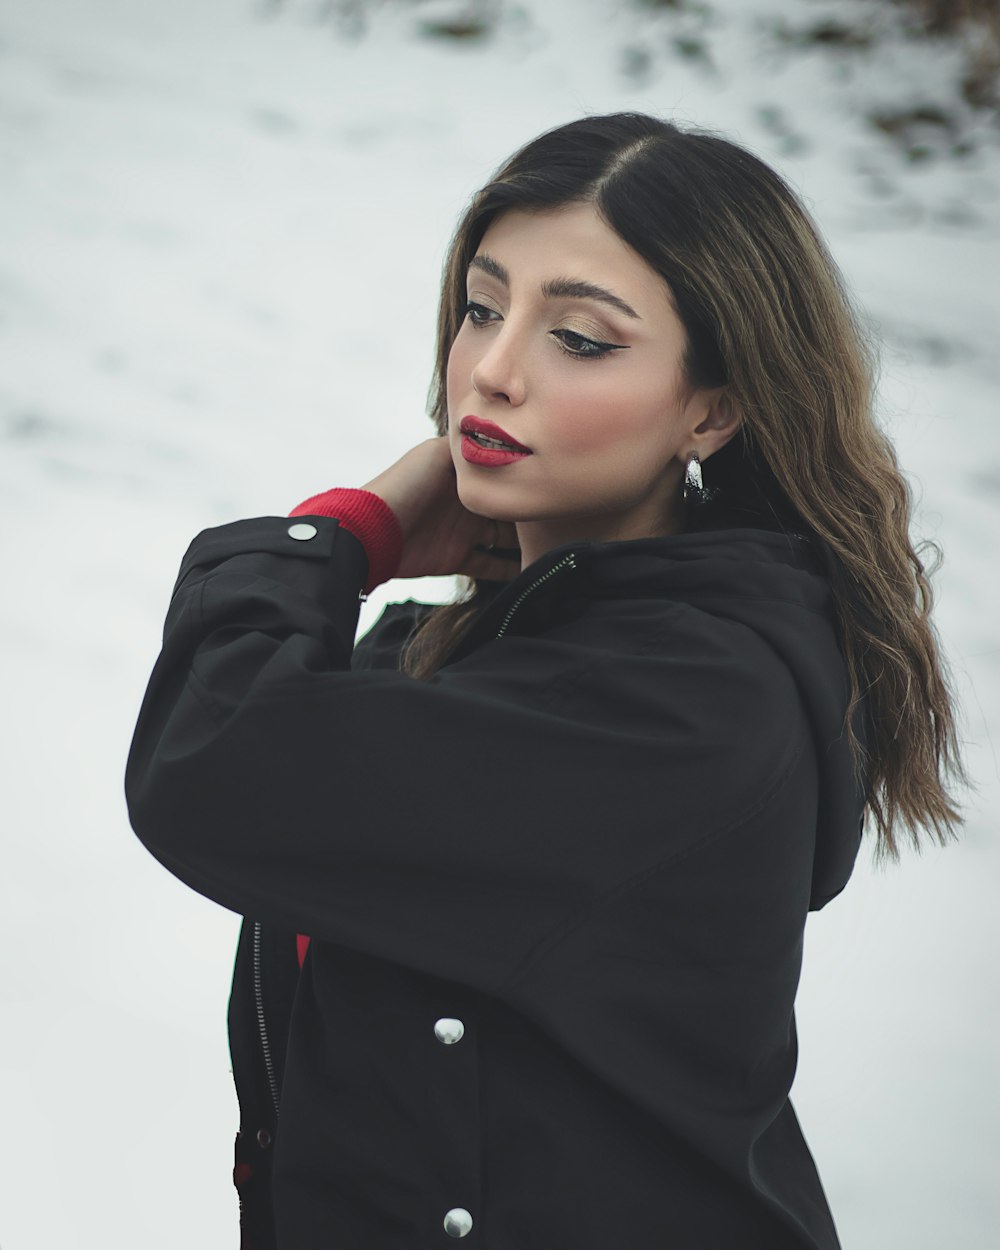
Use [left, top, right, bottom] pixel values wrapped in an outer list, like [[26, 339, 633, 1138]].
[[126, 113, 963, 1248]]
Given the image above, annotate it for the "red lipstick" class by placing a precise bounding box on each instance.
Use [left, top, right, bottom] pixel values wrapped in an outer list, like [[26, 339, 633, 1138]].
[[459, 415, 533, 467]]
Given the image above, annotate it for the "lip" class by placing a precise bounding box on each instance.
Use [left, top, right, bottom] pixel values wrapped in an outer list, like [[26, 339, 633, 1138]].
[[459, 415, 532, 453], [460, 435, 532, 467]]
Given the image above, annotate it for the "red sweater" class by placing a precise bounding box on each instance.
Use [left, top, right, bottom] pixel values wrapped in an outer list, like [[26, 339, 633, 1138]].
[[290, 487, 403, 596]]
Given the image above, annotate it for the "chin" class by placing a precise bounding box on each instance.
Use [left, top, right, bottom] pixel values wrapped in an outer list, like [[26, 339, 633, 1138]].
[[454, 476, 524, 523]]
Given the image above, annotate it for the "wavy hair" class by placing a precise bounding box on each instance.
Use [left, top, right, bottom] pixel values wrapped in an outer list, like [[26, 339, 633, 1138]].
[[400, 112, 965, 859]]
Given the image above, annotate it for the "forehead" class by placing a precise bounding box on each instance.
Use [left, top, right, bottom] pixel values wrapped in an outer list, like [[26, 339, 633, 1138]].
[[472, 202, 673, 316]]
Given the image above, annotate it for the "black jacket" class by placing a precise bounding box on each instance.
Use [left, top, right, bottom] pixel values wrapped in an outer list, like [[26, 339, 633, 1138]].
[[125, 515, 865, 1249]]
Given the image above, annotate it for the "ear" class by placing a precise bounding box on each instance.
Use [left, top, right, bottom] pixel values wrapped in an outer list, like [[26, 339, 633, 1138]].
[[690, 389, 742, 461]]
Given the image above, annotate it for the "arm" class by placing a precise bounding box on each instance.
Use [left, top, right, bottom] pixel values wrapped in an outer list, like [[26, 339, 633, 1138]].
[[125, 506, 804, 994]]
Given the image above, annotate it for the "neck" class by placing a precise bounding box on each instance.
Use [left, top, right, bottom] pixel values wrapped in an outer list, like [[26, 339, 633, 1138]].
[[516, 502, 682, 572]]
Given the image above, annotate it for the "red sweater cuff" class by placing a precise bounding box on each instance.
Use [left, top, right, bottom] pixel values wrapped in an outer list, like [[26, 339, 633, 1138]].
[[289, 488, 402, 594]]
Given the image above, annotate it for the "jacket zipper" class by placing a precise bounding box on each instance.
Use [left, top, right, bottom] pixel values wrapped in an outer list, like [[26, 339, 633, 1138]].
[[494, 553, 577, 639], [252, 920, 281, 1118]]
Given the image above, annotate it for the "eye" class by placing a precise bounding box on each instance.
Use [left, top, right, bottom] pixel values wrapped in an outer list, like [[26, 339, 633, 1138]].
[[464, 300, 500, 327], [551, 329, 628, 361]]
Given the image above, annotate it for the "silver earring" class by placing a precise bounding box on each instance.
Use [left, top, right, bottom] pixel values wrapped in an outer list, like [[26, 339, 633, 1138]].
[[683, 452, 704, 504]]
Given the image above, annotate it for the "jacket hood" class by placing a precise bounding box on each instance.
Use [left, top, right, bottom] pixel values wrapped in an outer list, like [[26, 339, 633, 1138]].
[[430, 527, 866, 911]]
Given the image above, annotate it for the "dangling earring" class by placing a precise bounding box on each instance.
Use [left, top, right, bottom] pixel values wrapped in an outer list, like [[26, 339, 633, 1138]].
[[683, 452, 704, 505]]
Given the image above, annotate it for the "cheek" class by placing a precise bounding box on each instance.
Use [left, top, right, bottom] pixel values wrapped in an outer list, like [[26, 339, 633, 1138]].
[[445, 352, 459, 414], [543, 373, 673, 457], [446, 328, 475, 412]]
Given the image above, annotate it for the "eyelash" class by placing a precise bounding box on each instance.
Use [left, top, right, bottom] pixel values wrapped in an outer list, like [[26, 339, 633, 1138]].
[[463, 301, 625, 362]]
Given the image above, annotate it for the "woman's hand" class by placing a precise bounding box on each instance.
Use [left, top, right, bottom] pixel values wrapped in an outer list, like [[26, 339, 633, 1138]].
[[362, 437, 521, 582]]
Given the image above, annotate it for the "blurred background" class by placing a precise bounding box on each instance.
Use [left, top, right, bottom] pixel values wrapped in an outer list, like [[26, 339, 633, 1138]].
[[1, 0, 998, 1245]]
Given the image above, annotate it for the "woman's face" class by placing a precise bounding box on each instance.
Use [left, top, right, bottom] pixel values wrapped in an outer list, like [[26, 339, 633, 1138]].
[[446, 201, 729, 566]]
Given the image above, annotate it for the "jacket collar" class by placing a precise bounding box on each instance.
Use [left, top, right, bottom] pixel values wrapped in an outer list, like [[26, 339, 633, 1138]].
[[445, 526, 827, 665]]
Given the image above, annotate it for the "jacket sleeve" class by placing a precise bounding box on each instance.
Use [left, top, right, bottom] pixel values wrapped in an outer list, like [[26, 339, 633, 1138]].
[[125, 515, 808, 994]]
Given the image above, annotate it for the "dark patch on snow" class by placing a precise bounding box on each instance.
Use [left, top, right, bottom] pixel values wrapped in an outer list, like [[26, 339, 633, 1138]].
[[4, 409, 56, 441], [881, 323, 977, 367], [869, 104, 961, 164], [418, 16, 494, 43], [757, 105, 811, 157], [772, 17, 876, 53], [621, 45, 655, 85], [249, 107, 300, 136]]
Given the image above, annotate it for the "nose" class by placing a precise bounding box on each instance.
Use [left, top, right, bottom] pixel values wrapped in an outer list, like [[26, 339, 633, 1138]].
[[470, 323, 526, 407]]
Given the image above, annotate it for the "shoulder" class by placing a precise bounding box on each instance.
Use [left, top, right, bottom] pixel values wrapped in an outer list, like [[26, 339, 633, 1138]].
[[568, 596, 809, 757], [447, 590, 811, 813]]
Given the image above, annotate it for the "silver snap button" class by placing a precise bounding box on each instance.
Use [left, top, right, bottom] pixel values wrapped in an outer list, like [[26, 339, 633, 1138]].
[[287, 522, 318, 541], [434, 1018, 465, 1045], [256, 1128, 272, 1149], [443, 1207, 473, 1238]]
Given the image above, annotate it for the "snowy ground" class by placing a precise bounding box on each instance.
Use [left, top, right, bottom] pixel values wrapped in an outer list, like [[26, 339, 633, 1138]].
[[1, 0, 997, 1245]]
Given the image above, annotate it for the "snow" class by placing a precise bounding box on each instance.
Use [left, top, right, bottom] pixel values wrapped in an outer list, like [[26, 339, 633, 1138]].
[[1, 0, 997, 1244]]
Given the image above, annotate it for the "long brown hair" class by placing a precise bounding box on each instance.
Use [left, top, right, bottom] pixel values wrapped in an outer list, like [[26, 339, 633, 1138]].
[[401, 112, 965, 860]]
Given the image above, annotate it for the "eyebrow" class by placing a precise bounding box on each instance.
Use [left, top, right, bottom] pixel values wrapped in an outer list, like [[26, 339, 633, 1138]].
[[468, 253, 641, 320]]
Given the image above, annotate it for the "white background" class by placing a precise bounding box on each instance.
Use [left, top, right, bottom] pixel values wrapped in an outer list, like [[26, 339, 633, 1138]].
[[1, 0, 997, 1245]]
